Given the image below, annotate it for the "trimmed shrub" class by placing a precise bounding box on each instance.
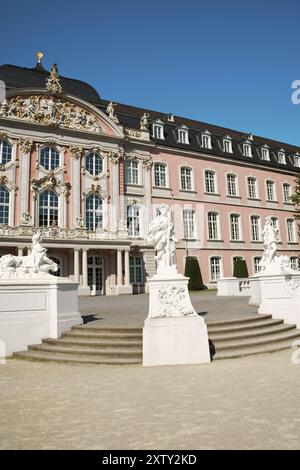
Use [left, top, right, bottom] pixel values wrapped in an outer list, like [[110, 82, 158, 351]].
[[184, 256, 206, 290], [233, 259, 249, 278]]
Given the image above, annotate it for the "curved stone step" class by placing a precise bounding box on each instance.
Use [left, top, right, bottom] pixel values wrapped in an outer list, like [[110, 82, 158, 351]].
[[209, 323, 295, 341], [43, 338, 143, 349], [28, 344, 143, 358], [64, 331, 143, 340], [214, 341, 298, 360], [206, 314, 272, 327], [72, 325, 142, 333], [213, 329, 300, 351], [207, 318, 283, 334], [13, 351, 141, 365]]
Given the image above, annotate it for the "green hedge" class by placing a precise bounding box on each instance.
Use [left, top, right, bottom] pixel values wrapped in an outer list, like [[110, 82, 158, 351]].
[[233, 259, 249, 278], [184, 256, 206, 290]]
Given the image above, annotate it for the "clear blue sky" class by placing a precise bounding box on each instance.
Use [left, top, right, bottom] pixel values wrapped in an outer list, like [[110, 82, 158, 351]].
[[1, 0, 300, 146]]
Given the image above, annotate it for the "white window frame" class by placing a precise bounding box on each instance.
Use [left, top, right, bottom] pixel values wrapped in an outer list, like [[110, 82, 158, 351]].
[[266, 180, 276, 201], [286, 218, 296, 243], [209, 256, 223, 282], [38, 189, 59, 227], [261, 145, 270, 161], [243, 143, 252, 157], [152, 121, 164, 140], [230, 213, 242, 241], [226, 173, 238, 197], [223, 137, 233, 153], [278, 150, 286, 164], [204, 169, 217, 194], [253, 256, 262, 274], [183, 209, 196, 239], [283, 183, 292, 203], [129, 256, 144, 284], [39, 145, 61, 171], [0, 185, 10, 225], [207, 211, 220, 240], [250, 215, 261, 242], [85, 152, 103, 176], [127, 205, 141, 237], [153, 162, 168, 188], [200, 131, 212, 149], [0, 139, 13, 165], [125, 159, 139, 185], [85, 193, 104, 231], [180, 166, 193, 191], [177, 127, 189, 144], [294, 155, 300, 168], [247, 176, 258, 199]]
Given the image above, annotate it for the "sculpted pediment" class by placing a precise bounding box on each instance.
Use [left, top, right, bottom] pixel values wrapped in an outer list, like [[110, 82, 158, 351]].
[[0, 91, 124, 138]]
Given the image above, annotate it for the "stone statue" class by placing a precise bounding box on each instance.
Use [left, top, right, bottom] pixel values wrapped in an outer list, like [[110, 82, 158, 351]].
[[0, 231, 58, 278], [46, 64, 62, 95], [148, 204, 177, 275], [140, 112, 150, 130], [106, 101, 119, 123]]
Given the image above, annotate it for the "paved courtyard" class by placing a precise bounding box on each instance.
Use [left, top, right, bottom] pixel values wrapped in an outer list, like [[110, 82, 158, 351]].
[[78, 290, 258, 325], [0, 349, 299, 450]]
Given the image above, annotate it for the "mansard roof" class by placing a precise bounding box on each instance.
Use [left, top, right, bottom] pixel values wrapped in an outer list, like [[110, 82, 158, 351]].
[[0, 64, 101, 105]]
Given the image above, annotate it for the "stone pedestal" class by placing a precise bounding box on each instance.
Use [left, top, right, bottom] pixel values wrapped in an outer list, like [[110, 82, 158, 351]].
[[217, 277, 251, 296], [258, 274, 300, 328], [0, 277, 82, 356], [143, 274, 211, 366], [248, 276, 262, 306]]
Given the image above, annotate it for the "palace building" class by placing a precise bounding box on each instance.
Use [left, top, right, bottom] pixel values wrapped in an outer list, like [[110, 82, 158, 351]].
[[0, 54, 299, 295]]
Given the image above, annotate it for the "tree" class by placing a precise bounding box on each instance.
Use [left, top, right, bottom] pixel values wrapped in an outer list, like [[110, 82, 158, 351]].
[[291, 174, 300, 219], [184, 256, 206, 290], [233, 259, 249, 278]]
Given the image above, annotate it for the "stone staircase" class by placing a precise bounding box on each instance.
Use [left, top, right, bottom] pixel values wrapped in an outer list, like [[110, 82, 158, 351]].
[[13, 314, 300, 364]]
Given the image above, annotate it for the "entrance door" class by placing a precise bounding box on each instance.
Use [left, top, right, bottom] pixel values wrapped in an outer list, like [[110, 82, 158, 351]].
[[88, 256, 104, 295]]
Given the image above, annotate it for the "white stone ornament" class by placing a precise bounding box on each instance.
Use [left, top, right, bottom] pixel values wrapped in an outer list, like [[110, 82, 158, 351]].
[[143, 204, 210, 366]]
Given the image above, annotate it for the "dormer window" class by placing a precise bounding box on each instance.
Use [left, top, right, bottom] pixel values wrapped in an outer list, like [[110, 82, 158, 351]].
[[151, 120, 164, 140], [243, 142, 252, 157], [177, 126, 189, 144], [278, 150, 286, 164], [294, 154, 300, 168], [223, 136, 232, 153], [261, 145, 270, 161], [201, 131, 212, 149]]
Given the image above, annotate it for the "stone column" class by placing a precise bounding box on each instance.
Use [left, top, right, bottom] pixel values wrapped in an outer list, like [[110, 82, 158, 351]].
[[117, 249, 122, 288], [18, 140, 32, 223], [110, 157, 120, 232], [78, 248, 90, 296], [124, 250, 130, 286], [71, 150, 81, 227], [143, 163, 152, 236], [74, 248, 80, 283], [116, 248, 132, 295], [17, 247, 23, 257]]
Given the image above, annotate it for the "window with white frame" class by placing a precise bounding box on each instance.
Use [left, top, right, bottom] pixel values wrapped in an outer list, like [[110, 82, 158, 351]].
[[85, 193, 103, 230], [207, 212, 219, 240], [0, 140, 12, 165], [130, 256, 144, 284], [152, 122, 164, 140], [0, 186, 9, 225], [250, 215, 261, 241], [39, 190, 59, 227], [127, 205, 140, 236], [278, 150, 286, 164], [85, 152, 103, 176], [287, 219, 296, 243], [201, 132, 212, 149], [227, 174, 237, 196], [177, 127, 189, 144], [261, 146, 270, 160], [210, 257, 222, 281], [290, 256, 300, 271], [205, 170, 216, 193], [180, 167, 192, 191], [223, 138, 232, 153], [154, 163, 167, 187], [40, 146, 60, 170], [230, 213, 241, 240], [294, 155, 300, 168], [125, 160, 139, 185], [283, 183, 291, 203], [254, 256, 262, 273], [243, 143, 252, 157], [247, 177, 257, 199], [266, 180, 275, 201], [183, 209, 195, 239]]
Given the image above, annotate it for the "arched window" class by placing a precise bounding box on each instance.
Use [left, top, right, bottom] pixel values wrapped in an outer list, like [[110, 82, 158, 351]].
[[247, 177, 257, 199], [210, 257, 222, 281], [0, 186, 10, 225], [85, 152, 103, 176], [0, 140, 12, 165], [227, 174, 237, 196], [85, 194, 103, 230], [49, 256, 62, 277], [204, 170, 216, 193], [180, 167, 192, 191], [39, 191, 58, 227], [127, 205, 140, 236], [40, 146, 60, 170]]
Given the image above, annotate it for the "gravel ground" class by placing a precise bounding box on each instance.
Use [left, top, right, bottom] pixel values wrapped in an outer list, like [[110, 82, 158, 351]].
[[1, 349, 299, 450]]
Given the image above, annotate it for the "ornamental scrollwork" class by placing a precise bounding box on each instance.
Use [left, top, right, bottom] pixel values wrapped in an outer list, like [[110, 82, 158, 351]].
[[108, 150, 123, 165], [70, 145, 83, 159], [19, 138, 33, 154], [141, 157, 153, 170], [45, 64, 63, 95]]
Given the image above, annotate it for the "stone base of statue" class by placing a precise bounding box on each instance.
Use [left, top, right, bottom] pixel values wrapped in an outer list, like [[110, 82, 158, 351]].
[[143, 273, 211, 366], [0, 275, 83, 356], [258, 273, 300, 328]]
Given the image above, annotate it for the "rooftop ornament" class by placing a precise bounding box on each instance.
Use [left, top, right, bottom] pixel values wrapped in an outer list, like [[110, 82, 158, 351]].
[[46, 63, 63, 95]]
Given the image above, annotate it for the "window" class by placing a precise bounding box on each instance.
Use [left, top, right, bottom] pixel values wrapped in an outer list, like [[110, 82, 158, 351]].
[[290, 257, 300, 271], [205, 170, 216, 193], [125, 160, 139, 185], [250, 215, 261, 241], [254, 256, 262, 273], [0, 140, 12, 164], [227, 174, 237, 196], [40, 146, 60, 170], [181, 167, 192, 191], [85, 152, 103, 176], [127, 205, 140, 236], [266, 180, 275, 201], [154, 163, 167, 187], [130, 256, 144, 284], [207, 212, 219, 240], [223, 138, 232, 153], [0, 186, 9, 224], [49, 256, 62, 277], [152, 122, 164, 139], [261, 146, 270, 161], [243, 143, 252, 157], [230, 213, 241, 241], [210, 257, 222, 281], [287, 219, 296, 243], [283, 183, 291, 203], [247, 177, 257, 199], [270, 217, 280, 239], [278, 151, 286, 164], [294, 155, 300, 168], [183, 209, 195, 239], [39, 190, 58, 227], [177, 127, 189, 144], [201, 132, 212, 149], [85, 194, 103, 230], [233, 256, 243, 269]]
